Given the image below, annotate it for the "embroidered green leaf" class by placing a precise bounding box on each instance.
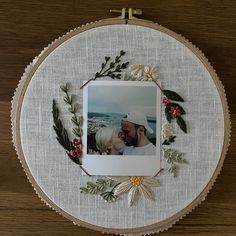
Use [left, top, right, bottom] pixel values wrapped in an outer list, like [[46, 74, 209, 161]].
[[163, 90, 184, 102], [100, 182, 120, 203], [169, 103, 186, 115], [109, 62, 115, 68], [162, 135, 176, 145], [165, 106, 172, 123], [60, 85, 67, 93], [115, 64, 121, 72], [71, 115, 82, 127], [68, 105, 77, 114], [60, 83, 69, 93], [52, 99, 72, 151], [86, 182, 98, 194], [100, 191, 118, 203], [162, 140, 169, 145], [71, 116, 78, 126], [105, 56, 110, 62], [121, 62, 129, 69], [96, 179, 113, 189], [68, 154, 82, 165], [177, 116, 187, 133], [63, 96, 71, 105], [72, 127, 82, 137], [78, 116, 83, 125], [120, 50, 126, 56], [115, 56, 120, 63], [116, 74, 121, 79], [73, 103, 78, 112], [80, 187, 89, 193], [168, 164, 177, 177], [169, 135, 176, 142]]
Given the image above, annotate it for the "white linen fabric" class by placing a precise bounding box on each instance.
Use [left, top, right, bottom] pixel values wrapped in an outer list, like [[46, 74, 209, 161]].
[[19, 25, 224, 234]]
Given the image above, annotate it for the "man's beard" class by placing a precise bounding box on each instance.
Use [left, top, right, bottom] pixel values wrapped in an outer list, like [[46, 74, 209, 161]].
[[127, 131, 138, 147]]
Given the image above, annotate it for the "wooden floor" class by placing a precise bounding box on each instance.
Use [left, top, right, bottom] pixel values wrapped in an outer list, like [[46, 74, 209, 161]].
[[1, 1, 236, 235]]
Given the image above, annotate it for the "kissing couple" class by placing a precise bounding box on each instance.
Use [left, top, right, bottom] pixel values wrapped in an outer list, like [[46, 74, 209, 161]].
[[95, 111, 156, 156]]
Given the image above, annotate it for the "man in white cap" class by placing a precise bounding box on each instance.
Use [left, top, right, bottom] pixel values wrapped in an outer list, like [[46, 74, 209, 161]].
[[120, 111, 156, 155]]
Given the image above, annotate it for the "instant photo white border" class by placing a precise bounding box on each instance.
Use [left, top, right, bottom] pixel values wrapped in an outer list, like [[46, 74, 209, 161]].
[[82, 80, 161, 176]]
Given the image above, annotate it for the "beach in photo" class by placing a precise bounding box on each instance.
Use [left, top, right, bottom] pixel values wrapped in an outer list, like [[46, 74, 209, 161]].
[[86, 82, 157, 155]]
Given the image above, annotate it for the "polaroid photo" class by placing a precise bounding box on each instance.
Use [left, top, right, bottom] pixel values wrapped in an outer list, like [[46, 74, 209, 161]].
[[82, 80, 161, 176]]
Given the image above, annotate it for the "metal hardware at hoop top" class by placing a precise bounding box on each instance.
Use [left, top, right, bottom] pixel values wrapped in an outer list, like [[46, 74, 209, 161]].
[[110, 8, 142, 20]]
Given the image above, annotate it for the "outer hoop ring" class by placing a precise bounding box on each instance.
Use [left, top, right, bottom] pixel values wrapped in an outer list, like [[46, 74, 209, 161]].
[[11, 18, 231, 234]]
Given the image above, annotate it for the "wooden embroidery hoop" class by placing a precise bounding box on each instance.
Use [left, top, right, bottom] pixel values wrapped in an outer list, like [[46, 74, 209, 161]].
[[11, 8, 231, 234]]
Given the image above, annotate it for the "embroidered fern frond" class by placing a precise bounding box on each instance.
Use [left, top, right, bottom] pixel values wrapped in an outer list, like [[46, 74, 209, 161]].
[[163, 148, 187, 177], [80, 179, 113, 195], [93, 50, 129, 80], [52, 99, 72, 151], [60, 83, 83, 138]]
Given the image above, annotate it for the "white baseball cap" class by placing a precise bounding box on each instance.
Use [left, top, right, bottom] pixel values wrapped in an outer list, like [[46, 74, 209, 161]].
[[122, 111, 154, 134]]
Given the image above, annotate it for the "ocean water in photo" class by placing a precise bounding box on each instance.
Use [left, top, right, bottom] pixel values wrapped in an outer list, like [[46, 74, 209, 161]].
[[88, 112, 156, 139]]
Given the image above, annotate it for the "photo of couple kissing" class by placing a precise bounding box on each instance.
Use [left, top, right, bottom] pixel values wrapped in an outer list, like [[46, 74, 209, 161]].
[[95, 111, 156, 156]]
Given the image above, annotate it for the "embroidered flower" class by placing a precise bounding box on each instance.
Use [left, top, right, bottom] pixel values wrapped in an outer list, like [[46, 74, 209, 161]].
[[142, 66, 159, 81], [109, 176, 160, 206], [69, 138, 82, 158], [130, 64, 145, 79], [161, 123, 175, 142], [170, 106, 181, 119], [162, 96, 170, 106]]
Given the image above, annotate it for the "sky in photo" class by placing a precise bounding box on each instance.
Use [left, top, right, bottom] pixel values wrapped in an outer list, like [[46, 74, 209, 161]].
[[88, 85, 157, 117]]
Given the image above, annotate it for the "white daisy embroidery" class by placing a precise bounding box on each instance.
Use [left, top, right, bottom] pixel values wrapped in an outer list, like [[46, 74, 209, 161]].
[[142, 66, 159, 81], [109, 176, 160, 206], [130, 64, 145, 79]]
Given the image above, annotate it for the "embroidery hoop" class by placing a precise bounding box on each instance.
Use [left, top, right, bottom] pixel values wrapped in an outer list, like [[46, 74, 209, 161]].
[[11, 9, 231, 235]]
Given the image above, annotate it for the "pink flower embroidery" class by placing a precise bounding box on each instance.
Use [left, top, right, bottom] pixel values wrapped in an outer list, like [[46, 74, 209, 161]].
[[170, 106, 181, 119], [69, 138, 82, 159], [162, 97, 170, 106]]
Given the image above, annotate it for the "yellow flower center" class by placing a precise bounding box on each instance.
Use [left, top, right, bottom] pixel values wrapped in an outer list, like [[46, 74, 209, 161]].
[[136, 64, 143, 69], [130, 176, 144, 186]]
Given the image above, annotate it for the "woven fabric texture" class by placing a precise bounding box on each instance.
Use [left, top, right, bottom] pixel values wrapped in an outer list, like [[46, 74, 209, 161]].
[[19, 25, 224, 233]]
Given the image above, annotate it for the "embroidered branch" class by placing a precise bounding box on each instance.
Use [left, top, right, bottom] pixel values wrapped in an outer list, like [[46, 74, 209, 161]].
[[52, 99, 72, 151], [52, 99, 83, 165], [80, 178, 113, 194], [100, 183, 120, 203], [80, 178, 119, 202], [93, 50, 129, 80], [162, 93, 187, 133], [80, 51, 129, 88], [60, 83, 83, 137], [163, 148, 187, 177]]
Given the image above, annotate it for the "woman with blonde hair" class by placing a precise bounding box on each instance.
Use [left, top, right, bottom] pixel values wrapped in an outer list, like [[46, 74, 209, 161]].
[[95, 127, 125, 155]]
